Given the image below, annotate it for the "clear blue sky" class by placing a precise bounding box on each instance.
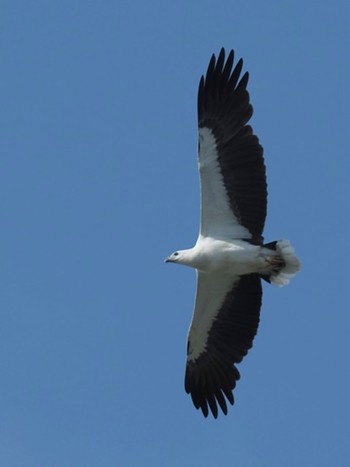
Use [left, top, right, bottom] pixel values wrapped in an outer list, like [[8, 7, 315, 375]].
[[1, 1, 349, 466]]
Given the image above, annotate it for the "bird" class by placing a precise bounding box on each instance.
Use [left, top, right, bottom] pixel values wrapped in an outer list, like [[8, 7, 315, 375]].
[[165, 48, 300, 418]]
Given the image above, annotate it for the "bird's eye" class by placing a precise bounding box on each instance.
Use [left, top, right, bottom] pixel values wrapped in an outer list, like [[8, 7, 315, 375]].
[[174, 252, 179, 257]]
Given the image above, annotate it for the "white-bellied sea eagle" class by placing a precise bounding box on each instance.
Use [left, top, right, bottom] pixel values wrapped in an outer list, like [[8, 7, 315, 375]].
[[165, 48, 301, 418]]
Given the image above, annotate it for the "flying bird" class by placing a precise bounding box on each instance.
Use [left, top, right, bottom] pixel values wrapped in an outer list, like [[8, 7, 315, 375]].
[[165, 48, 300, 418]]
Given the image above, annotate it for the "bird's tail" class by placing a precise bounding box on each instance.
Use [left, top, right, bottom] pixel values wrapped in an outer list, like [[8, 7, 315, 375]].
[[261, 240, 301, 287]]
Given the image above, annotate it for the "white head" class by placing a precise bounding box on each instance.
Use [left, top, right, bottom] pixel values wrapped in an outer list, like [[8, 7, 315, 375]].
[[165, 249, 194, 267], [165, 250, 184, 264]]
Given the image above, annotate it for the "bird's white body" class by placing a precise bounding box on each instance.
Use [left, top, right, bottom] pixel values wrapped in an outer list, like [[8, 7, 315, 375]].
[[175, 237, 264, 275]]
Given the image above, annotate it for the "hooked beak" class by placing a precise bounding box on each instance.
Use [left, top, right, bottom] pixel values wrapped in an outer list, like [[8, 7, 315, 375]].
[[164, 256, 172, 263]]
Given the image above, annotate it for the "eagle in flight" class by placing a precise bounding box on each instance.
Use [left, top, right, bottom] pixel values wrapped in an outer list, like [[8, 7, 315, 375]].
[[165, 48, 300, 418]]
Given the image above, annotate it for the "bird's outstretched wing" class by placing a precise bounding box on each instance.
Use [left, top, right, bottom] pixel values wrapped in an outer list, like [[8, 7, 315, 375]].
[[198, 48, 267, 243], [185, 271, 262, 418]]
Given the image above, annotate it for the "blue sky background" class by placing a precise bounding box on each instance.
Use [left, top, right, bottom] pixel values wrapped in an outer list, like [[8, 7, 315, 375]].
[[1, 1, 349, 466]]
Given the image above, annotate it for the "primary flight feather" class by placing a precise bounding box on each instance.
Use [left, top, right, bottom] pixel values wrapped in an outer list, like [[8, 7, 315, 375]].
[[165, 48, 300, 418]]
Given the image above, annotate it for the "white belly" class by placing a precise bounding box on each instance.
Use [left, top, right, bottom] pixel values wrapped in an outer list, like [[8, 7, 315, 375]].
[[192, 237, 263, 274]]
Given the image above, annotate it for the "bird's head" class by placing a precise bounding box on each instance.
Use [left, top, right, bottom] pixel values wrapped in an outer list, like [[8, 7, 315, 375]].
[[164, 250, 182, 264], [165, 249, 197, 268]]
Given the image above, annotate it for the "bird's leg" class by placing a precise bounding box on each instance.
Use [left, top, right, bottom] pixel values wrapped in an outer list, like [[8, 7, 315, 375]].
[[265, 255, 286, 273]]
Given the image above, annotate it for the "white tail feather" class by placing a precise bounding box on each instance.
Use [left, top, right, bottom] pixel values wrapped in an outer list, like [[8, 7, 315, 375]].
[[270, 240, 301, 287]]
